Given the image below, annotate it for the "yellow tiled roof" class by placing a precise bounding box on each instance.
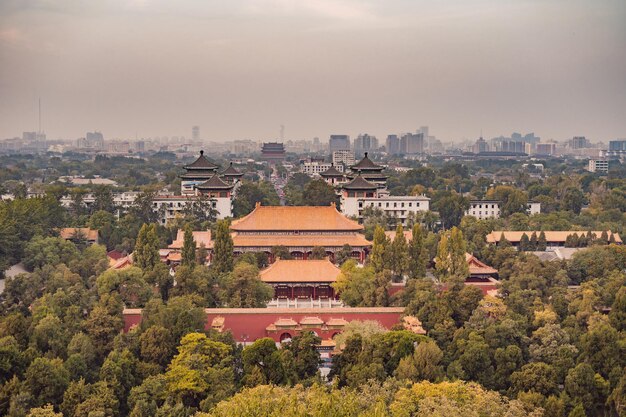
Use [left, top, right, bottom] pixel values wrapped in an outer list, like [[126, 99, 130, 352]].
[[260, 259, 341, 283], [60, 228, 99, 241], [231, 203, 363, 231], [466, 253, 498, 275], [168, 230, 213, 249]]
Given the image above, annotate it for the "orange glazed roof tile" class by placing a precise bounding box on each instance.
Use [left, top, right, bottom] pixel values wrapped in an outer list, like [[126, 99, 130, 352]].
[[169, 230, 213, 249], [384, 230, 413, 242], [260, 259, 342, 283], [466, 253, 499, 275], [486, 231, 622, 244], [60, 228, 99, 241], [230, 203, 363, 232], [326, 318, 349, 327], [274, 318, 298, 327], [231, 233, 371, 248], [300, 317, 324, 325]]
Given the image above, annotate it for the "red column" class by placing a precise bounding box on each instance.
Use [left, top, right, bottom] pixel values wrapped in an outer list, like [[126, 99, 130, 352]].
[[359, 250, 365, 263], [290, 286, 294, 299], [312, 285, 316, 300]]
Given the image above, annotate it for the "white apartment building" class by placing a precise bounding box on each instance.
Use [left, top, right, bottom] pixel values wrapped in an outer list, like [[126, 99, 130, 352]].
[[332, 150, 355, 167], [301, 161, 344, 176], [153, 194, 231, 224], [466, 200, 542, 219], [588, 159, 609, 174], [466, 200, 500, 219], [355, 196, 430, 225]]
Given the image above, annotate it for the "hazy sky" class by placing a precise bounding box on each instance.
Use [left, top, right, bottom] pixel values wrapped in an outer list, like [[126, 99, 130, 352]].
[[1, 0, 625, 143]]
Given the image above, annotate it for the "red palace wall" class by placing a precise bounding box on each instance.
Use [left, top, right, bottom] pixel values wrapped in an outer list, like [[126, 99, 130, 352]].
[[123, 307, 405, 343]]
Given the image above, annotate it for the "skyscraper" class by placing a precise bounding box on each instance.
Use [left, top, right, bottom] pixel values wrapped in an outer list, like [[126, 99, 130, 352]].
[[400, 133, 424, 154], [572, 136, 587, 149], [329, 135, 350, 153], [192, 126, 200, 141], [386, 135, 400, 154]]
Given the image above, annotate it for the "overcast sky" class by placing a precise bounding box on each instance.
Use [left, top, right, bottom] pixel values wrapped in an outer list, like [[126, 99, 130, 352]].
[[1, 0, 625, 143]]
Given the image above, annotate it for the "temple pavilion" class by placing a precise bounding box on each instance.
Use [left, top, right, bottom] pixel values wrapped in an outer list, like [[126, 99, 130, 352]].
[[259, 259, 341, 304], [230, 203, 371, 262]]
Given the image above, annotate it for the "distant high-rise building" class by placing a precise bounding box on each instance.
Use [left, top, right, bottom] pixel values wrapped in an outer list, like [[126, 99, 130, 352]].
[[535, 143, 557, 156], [354, 134, 378, 154], [22, 132, 37, 141], [572, 136, 588, 149], [386, 135, 400, 154], [400, 133, 424, 154], [86, 131, 104, 149], [192, 126, 200, 141], [472, 137, 489, 153], [608, 140, 626, 151], [329, 135, 350, 153]]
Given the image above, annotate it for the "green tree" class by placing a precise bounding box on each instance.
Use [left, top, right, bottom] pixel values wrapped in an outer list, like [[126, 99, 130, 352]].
[[537, 231, 547, 251], [212, 220, 233, 275], [435, 227, 468, 285], [334, 244, 352, 266], [181, 225, 196, 267], [282, 331, 321, 383], [394, 340, 443, 382], [561, 187, 585, 214], [220, 262, 272, 308], [565, 363, 609, 416], [241, 338, 286, 386], [271, 245, 292, 260], [408, 223, 426, 279], [25, 357, 70, 407], [233, 181, 280, 217], [165, 332, 234, 409], [333, 261, 390, 307], [134, 224, 160, 271], [369, 225, 389, 273], [434, 191, 470, 228], [519, 233, 530, 251], [510, 362, 558, 397], [26, 404, 62, 417], [302, 179, 337, 206], [23, 236, 80, 271], [390, 224, 409, 279], [310, 246, 327, 260]]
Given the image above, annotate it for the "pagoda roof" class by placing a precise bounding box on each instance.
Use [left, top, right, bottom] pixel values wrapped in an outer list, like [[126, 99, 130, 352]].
[[183, 151, 219, 171], [351, 152, 384, 171], [320, 165, 345, 177], [465, 253, 498, 275], [195, 175, 234, 190], [259, 259, 341, 283], [220, 162, 243, 177], [231, 203, 363, 232], [342, 174, 378, 191], [180, 172, 219, 180]]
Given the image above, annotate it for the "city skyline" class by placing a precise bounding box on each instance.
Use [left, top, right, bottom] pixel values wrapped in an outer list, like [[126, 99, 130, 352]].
[[1, 0, 625, 142]]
